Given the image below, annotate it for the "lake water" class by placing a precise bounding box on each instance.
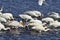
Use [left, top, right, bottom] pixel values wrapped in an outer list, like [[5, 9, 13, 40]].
[[0, 0, 60, 40]]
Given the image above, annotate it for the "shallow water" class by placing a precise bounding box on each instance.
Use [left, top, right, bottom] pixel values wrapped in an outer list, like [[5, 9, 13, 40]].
[[0, 31, 60, 40], [0, 0, 60, 40]]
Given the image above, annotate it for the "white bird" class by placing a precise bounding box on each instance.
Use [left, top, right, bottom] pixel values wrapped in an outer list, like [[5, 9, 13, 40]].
[[0, 23, 10, 30], [2, 13, 14, 20], [5, 21, 24, 28], [19, 14, 33, 21], [27, 18, 49, 29], [24, 11, 43, 20], [48, 12, 60, 19], [0, 7, 14, 20], [38, 0, 45, 6], [0, 17, 7, 23], [24, 11, 37, 17], [28, 22, 50, 33], [42, 17, 54, 23], [49, 20, 60, 28], [24, 11, 43, 17], [26, 19, 42, 29]]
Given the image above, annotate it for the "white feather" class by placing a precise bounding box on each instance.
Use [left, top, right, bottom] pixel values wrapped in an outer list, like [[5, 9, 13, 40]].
[[38, 0, 45, 6]]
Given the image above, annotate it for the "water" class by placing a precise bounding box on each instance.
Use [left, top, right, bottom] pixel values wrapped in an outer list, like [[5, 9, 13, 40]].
[[0, 32, 60, 40], [0, 0, 60, 40]]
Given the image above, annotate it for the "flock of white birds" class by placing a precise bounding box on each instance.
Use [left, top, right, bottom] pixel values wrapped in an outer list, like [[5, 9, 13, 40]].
[[0, 7, 60, 34]]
